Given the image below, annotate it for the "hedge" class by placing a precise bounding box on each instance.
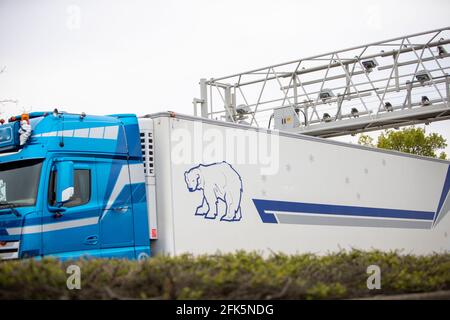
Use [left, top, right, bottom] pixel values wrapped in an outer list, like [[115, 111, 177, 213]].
[[0, 250, 449, 299]]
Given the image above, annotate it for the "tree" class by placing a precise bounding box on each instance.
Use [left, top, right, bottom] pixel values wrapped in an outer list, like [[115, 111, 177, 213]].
[[358, 127, 448, 160]]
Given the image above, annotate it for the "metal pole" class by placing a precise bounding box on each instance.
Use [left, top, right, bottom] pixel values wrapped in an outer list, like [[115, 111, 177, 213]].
[[193, 101, 197, 116], [293, 74, 298, 107], [406, 81, 412, 109], [446, 74, 450, 107], [224, 86, 233, 122], [393, 53, 400, 92], [200, 78, 208, 118]]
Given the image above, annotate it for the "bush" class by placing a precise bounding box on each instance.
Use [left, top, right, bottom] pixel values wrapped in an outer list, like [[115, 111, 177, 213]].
[[0, 250, 449, 299]]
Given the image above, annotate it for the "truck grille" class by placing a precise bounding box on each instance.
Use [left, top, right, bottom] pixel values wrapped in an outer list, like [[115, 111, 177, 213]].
[[0, 241, 19, 260]]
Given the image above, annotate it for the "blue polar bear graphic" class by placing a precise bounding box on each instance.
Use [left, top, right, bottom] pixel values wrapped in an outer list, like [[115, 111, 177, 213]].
[[184, 161, 243, 222]]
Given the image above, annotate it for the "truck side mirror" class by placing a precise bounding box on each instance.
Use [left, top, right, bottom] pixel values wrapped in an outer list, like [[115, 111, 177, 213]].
[[55, 161, 74, 205]]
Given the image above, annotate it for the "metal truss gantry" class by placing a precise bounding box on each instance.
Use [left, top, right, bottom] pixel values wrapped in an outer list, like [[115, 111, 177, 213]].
[[193, 27, 450, 138]]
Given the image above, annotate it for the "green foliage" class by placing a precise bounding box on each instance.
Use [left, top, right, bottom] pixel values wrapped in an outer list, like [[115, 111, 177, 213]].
[[0, 250, 450, 300], [357, 134, 375, 147], [358, 127, 448, 159]]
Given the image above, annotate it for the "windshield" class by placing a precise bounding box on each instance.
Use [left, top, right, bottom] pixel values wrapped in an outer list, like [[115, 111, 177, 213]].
[[0, 159, 43, 208]]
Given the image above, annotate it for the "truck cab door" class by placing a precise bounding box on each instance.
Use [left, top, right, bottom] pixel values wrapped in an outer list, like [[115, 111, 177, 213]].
[[96, 159, 135, 257], [43, 159, 100, 258]]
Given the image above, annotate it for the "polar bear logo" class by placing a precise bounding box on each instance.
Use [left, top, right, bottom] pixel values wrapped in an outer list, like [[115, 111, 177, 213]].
[[184, 161, 243, 222]]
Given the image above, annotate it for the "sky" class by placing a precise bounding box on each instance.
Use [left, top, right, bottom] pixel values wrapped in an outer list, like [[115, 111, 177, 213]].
[[0, 0, 449, 153]]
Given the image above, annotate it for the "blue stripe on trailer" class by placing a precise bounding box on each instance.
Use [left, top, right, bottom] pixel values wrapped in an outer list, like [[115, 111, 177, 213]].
[[253, 199, 435, 225], [434, 165, 450, 222]]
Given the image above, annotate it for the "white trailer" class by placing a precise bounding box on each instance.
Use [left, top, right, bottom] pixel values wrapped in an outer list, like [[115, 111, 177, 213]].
[[137, 112, 450, 256]]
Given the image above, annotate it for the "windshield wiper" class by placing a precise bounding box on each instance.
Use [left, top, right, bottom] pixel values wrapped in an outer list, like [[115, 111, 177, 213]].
[[0, 202, 21, 217]]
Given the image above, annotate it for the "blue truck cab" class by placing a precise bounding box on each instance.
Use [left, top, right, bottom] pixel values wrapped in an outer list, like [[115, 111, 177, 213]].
[[0, 111, 150, 260]]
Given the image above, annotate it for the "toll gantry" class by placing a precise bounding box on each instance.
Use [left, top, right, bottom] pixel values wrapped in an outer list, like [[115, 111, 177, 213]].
[[193, 27, 450, 138]]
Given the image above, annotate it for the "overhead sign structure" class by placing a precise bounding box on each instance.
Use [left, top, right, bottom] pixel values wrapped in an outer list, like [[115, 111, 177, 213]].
[[194, 27, 450, 137]]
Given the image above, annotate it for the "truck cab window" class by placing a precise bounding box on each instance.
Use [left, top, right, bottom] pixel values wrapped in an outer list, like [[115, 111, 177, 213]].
[[0, 159, 43, 207], [49, 169, 91, 208]]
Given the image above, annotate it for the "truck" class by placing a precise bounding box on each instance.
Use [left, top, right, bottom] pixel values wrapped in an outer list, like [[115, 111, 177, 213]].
[[0, 110, 449, 260]]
